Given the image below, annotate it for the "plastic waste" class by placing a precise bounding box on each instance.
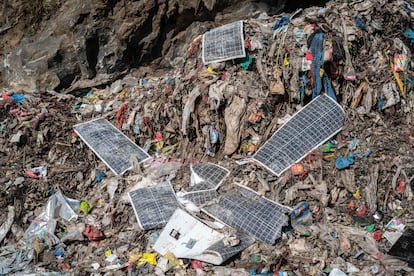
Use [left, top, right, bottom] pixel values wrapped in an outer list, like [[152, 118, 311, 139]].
[[0, 245, 34, 274], [290, 202, 312, 235], [0, 206, 15, 244], [23, 191, 79, 243]]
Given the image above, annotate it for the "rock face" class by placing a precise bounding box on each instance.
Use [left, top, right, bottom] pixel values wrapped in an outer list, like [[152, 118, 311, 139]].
[[0, 0, 293, 93]]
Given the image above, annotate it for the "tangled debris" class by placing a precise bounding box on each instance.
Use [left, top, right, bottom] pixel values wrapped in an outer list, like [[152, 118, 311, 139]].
[[1, 1, 414, 275]]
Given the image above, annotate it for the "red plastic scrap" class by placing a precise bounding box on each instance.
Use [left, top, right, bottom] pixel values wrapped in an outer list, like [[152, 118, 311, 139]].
[[396, 180, 406, 194], [25, 170, 40, 179], [153, 131, 163, 142], [373, 230, 382, 241], [356, 204, 368, 216], [191, 259, 203, 269], [273, 249, 289, 276], [116, 103, 127, 128], [245, 36, 251, 49], [83, 225, 105, 242], [59, 263, 71, 271], [186, 36, 202, 58]]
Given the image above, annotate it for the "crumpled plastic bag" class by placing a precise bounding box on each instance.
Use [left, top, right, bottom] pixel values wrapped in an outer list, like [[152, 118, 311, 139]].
[[23, 191, 78, 243], [0, 245, 34, 274]]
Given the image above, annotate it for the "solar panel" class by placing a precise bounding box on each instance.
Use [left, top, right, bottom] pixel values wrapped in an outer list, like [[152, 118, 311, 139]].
[[180, 163, 230, 206], [203, 185, 290, 244], [153, 208, 254, 265], [181, 188, 219, 206], [254, 94, 345, 176], [202, 21, 246, 64], [128, 181, 179, 230], [191, 163, 230, 189], [73, 118, 151, 175]]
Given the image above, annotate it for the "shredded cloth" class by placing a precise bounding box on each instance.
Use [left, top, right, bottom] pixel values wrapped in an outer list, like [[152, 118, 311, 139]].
[[310, 33, 337, 101]]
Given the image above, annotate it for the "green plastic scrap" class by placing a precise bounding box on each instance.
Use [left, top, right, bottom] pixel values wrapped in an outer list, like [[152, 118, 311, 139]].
[[240, 53, 252, 71], [364, 224, 375, 231]]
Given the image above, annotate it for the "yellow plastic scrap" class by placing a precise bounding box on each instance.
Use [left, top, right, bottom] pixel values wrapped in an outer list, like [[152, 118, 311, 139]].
[[319, 68, 324, 78], [79, 200, 93, 215], [353, 189, 360, 199], [164, 251, 185, 268], [117, 90, 126, 99], [206, 66, 220, 75], [105, 250, 112, 257], [138, 252, 158, 266], [283, 53, 290, 65], [390, 60, 405, 97]]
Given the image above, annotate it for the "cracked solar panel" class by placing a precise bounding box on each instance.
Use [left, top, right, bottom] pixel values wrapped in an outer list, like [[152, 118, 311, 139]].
[[153, 208, 254, 265], [181, 163, 230, 206], [182, 188, 219, 206], [254, 94, 345, 176], [191, 163, 230, 189], [128, 181, 179, 230], [202, 21, 246, 64], [73, 118, 150, 175], [203, 185, 290, 244]]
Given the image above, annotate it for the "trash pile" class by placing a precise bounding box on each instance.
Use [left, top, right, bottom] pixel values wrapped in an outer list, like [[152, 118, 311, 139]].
[[1, 0, 414, 274]]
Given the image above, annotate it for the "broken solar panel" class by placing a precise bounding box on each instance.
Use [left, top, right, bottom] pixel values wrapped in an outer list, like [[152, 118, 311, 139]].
[[254, 94, 345, 176], [202, 21, 246, 64], [128, 181, 179, 230], [181, 163, 230, 206], [73, 118, 150, 175], [191, 163, 230, 190], [153, 208, 254, 265], [203, 184, 290, 244], [181, 189, 219, 206], [205, 232, 255, 263]]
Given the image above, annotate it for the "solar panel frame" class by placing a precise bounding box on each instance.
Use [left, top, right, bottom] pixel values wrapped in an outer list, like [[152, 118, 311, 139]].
[[202, 21, 246, 64], [253, 94, 345, 176], [73, 118, 151, 175]]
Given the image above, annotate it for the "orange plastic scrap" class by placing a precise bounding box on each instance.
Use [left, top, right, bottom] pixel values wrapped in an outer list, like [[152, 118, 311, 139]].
[[291, 163, 305, 176], [390, 59, 405, 97]]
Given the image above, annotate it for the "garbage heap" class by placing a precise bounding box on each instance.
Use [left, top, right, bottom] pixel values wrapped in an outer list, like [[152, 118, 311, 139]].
[[1, 1, 414, 275]]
